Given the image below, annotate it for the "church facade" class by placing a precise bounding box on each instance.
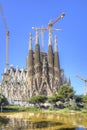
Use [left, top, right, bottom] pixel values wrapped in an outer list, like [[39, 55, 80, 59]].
[[0, 31, 70, 105]]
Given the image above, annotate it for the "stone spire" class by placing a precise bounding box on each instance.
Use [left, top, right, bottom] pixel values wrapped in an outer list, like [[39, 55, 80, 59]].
[[33, 29, 41, 91], [36, 29, 39, 45], [68, 76, 71, 86], [54, 35, 58, 52], [29, 33, 32, 50], [48, 29, 53, 78], [48, 28, 52, 46], [34, 29, 41, 77], [27, 33, 34, 77], [54, 35, 60, 80]]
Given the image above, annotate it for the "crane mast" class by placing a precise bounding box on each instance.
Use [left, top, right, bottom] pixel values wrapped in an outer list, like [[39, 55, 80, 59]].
[[0, 4, 9, 71], [76, 75, 87, 96]]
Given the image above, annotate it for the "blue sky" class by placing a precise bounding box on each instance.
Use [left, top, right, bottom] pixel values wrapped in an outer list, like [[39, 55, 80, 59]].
[[0, 0, 87, 95]]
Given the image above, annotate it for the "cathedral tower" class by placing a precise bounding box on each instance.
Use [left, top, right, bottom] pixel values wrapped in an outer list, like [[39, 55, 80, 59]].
[[28, 33, 34, 77], [53, 36, 60, 92], [34, 29, 41, 93], [27, 33, 34, 97], [47, 30, 54, 90]]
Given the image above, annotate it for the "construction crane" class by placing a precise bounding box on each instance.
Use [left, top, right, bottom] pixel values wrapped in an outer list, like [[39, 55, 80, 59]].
[[48, 13, 65, 43], [32, 27, 62, 52], [76, 75, 87, 96], [0, 4, 9, 71], [48, 12, 65, 27], [32, 12, 65, 51]]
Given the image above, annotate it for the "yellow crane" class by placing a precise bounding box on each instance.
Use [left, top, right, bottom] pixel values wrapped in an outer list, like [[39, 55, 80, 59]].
[[0, 4, 9, 71], [76, 75, 87, 96]]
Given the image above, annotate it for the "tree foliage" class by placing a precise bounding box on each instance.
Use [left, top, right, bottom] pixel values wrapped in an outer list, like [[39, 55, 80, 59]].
[[0, 93, 9, 112], [48, 94, 63, 103], [75, 95, 82, 103], [29, 95, 47, 104], [48, 96, 57, 103], [58, 84, 75, 102], [82, 95, 87, 103], [0, 93, 9, 106]]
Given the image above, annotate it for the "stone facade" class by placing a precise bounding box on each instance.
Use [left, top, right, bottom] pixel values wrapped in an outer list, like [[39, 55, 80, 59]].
[[0, 33, 71, 105]]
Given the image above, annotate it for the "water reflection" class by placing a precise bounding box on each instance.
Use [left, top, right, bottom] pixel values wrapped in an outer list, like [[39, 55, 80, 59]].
[[57, 128, 76, 130], [33, 121, 63, 128], [0, 112, 87, 130], [0, 116, 9, 125]]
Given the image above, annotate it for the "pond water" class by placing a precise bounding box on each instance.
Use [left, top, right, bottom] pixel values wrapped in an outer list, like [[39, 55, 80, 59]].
[[0, 111, 87, 130]]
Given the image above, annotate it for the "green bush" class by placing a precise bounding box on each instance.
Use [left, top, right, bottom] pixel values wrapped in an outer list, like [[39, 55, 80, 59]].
[[83, 103, 87, 109], [48, 106, 54, 111], [69, 102, 79, 110]]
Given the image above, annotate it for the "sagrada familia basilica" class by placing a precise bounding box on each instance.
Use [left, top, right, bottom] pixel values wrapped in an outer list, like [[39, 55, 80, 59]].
[[0, 14, 71, 105]]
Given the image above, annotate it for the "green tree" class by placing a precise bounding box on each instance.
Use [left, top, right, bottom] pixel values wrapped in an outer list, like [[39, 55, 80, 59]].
[[75, 95, 82, 103], [0, 93, 9, 112], [58, 84, 75, 102], [48, 96, 57, 103], [29, 95, 47, 105], [81, 95, 87, 109], [82, 95, 87, 103], [55, 94, 64, 102], [70, 101, 79, 110]]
